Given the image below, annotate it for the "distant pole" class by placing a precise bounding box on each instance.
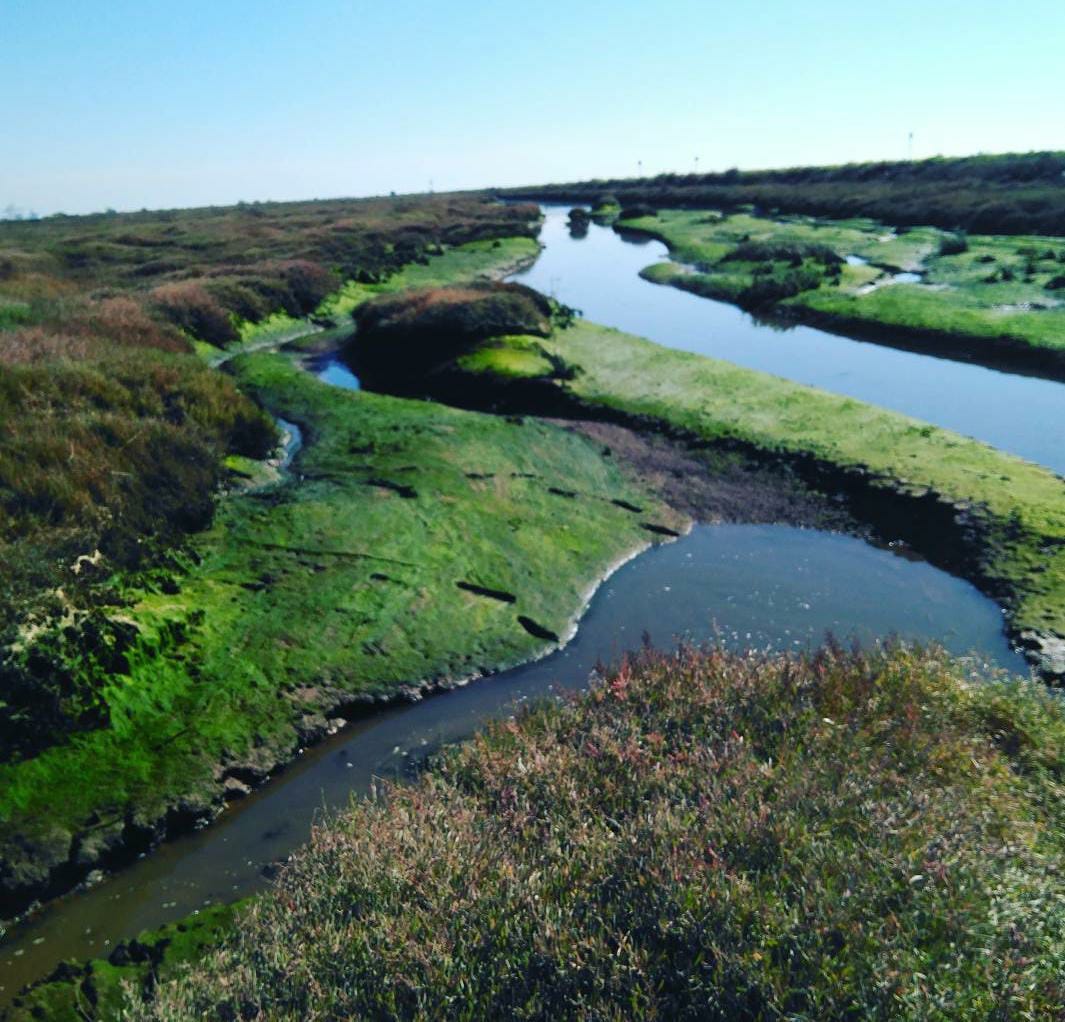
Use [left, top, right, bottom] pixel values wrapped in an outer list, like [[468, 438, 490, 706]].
[[428, 179, 434, 194], [637, 159, 643, 178], [694, 156, 700, 174], [907, 132, 913, 160]]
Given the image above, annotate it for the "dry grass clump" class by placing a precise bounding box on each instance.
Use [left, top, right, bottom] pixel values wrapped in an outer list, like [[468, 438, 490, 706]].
[[136, 644, 1065, 1020]]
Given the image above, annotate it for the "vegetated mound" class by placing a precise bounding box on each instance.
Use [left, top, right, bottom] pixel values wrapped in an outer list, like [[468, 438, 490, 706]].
[[134, 644, 1065, 1021], [347, 281, 552, 387]]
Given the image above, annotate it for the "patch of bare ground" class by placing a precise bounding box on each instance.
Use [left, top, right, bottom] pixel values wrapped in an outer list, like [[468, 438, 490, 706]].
[[553, 419, 861, 533]]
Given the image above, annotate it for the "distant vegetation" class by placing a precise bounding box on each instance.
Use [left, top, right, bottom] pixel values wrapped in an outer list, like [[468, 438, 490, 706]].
[[503, 151, 1065, 235], [131, 644, 1065, 1020], [626, 208, 1065, 375]]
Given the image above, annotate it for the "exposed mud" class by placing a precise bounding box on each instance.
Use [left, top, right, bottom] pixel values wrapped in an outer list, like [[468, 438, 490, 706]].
[[555, 420, 860, 534]]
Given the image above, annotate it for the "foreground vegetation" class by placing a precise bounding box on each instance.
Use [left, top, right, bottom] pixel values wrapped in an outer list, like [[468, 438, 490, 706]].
[[622, 208, 1065, 375], [93, 643, 1065, 1019], [504, 151, 1065, 235]]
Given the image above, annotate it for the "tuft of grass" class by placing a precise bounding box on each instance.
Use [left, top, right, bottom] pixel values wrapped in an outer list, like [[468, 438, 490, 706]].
[[349, 280, 552, 385], [131, 644, 1065, 1020]]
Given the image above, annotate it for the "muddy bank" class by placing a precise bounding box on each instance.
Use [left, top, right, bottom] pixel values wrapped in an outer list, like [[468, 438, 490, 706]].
[[553, 420, 861, 534]]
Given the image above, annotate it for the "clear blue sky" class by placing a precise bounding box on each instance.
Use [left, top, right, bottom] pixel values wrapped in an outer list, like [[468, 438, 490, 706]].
[[4, 0, 1064, 215]]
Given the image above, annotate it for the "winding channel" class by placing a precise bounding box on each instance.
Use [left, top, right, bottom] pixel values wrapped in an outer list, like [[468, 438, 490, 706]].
[[514, 206, 1065, 475], [0, 213, 1041, 1004]]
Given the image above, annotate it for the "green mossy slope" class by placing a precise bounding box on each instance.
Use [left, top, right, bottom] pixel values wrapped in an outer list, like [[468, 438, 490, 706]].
[[0, 352, 678, 908]]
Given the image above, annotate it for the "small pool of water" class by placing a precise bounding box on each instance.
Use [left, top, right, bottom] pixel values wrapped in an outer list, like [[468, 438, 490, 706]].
[[0, 523, 1025, 1002], [306, 353, 360, 390], [845, 254, 869, 266]]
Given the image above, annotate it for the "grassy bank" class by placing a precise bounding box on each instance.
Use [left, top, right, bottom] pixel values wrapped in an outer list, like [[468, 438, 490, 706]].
[[122, 643, 1065, 1019], [2, 902, 244, 1022], [415, 317, 1064, 678], [0, 350, 678, 915], [0, 193, 539, 772], [623, 209, 1065, 376]]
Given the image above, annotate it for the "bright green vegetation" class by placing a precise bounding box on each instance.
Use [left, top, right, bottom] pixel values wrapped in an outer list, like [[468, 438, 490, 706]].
[[0, 350, 678, 893], [457, 335, 556, 379], [3, 901, 244, 1022], [130, 644, 1065, 1019], [456, 319, 1065, 656], [624, 209, 1065, 370], [0, 193, 538, 776]]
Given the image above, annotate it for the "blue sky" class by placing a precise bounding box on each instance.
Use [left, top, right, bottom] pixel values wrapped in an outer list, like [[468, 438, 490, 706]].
[[4, 0, 1064, 214]]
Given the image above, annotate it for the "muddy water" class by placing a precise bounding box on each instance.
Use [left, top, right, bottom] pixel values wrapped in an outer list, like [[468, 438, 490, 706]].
[[510, 207, 1065, 474], [0, 522, 1025, 1002]]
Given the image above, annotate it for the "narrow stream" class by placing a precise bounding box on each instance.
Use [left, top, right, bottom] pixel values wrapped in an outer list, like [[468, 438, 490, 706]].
[[510, 207, 1065, 475]]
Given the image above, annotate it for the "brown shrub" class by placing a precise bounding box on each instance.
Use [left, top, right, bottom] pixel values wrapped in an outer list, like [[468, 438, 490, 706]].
[[350, 281, 553, 387], [0, 326, 101, 366], [82, 296, 189, 353], [150, 281, 237, 346]]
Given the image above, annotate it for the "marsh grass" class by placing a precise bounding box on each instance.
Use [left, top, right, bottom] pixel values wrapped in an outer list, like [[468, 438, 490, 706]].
[[132, 644, 1065, 1020], [505, 151, 1065, 236], [0, 196, 538, 770], [624, 209, 1065, 363]]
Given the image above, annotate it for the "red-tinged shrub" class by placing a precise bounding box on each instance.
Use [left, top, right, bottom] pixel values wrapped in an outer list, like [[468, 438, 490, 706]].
[[350, 281, 553, 388], [276, 259, 336, 314], [83, 296, 189, 353], [150, 281, 237, 346], [204, 279, 271, 323], [0, 326, 101, 366]]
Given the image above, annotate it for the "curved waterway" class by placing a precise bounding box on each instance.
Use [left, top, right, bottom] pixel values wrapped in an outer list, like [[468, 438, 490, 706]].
[[510, 207, 1065, 475], [0, 517, 1025, 1002]]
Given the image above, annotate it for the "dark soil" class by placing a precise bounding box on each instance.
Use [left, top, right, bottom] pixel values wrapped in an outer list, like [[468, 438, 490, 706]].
[[553, 420, 862, 534]]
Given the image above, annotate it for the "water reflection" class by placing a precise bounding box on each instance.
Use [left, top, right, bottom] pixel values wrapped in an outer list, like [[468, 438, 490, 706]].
[[510, 207, 1065, 474]]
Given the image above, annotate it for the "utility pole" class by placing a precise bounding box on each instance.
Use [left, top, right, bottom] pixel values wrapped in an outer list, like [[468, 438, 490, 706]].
[[907, 132, 914, 161], [637, 159, 643, 179], [694, 156, 700, 175]]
